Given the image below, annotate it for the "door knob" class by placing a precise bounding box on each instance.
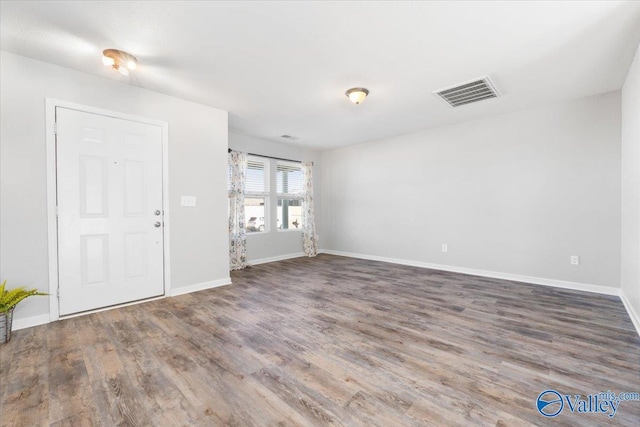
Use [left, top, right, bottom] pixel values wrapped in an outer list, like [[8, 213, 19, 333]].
[[154, 221, 162, 228]]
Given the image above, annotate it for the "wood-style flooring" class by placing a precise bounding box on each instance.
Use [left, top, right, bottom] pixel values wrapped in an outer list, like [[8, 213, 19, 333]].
[[1, 254, 639, 426]]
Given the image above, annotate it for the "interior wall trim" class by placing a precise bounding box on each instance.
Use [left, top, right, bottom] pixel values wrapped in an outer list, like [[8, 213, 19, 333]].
[[248, 252, 306, 266], [620, 290, 640, 337], [11, 277, 232, 332], [320, 249, 640, 336], [320, 249, 620, 296], [11, 314, 51, 331], [169, 278, 231, 297]]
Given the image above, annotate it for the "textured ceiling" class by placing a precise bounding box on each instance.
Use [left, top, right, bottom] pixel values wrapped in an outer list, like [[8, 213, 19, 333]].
[[2, 1, 640, 149]]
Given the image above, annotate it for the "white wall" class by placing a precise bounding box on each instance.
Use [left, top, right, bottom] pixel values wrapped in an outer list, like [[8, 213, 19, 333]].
[[0, 51, 229, 325], [621, 43, 640, 332], [229, 132, 322, 263], [321, 91, 622, 290]]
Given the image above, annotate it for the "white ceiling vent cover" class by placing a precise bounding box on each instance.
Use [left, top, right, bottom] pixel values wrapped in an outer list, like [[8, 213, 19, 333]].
[[434, 76, 499, 107]]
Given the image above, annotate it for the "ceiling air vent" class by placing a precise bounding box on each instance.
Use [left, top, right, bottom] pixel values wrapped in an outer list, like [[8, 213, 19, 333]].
[[434, 76, 499, 107]]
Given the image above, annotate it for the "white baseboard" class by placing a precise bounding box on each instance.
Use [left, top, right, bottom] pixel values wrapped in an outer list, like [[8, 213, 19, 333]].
[[13, 278, 232, 331], [11, 314, 50, 331], [620, 291, 640, 337], [249, 252, 305, 266], [170, 278, 231, 297], [320, 250, 620, 296]]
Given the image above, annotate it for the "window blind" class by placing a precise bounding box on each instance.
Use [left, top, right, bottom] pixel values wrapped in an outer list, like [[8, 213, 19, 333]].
[[246, 159, 268, 193], [277, 162, 303, 195]]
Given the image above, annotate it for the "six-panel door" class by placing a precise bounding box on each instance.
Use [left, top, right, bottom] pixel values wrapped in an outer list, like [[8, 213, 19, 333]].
[[56, 107, 164, 316]]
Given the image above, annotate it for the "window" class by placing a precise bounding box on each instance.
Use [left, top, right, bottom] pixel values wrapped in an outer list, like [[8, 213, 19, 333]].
[[276, 161, 303, 230], [228, 155, 304, 233], [245, 158, 269, 233]]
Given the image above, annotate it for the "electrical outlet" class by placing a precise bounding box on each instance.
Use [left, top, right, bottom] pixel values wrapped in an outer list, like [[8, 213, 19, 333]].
[[442, 244, 448, 253], [181, 196, 197, 207], [570, 255, 580, 266]]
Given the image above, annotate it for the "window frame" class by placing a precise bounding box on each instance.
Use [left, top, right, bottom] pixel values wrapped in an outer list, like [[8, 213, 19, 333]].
[[244, 156, 270, 234], [276, 160, 304, 233]]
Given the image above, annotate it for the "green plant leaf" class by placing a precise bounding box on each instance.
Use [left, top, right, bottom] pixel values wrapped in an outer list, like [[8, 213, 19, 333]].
[[0, 281, 47, 312]]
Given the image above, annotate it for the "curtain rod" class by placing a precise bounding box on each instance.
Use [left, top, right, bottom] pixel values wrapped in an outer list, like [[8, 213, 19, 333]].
[[228, 148, 312, 165]]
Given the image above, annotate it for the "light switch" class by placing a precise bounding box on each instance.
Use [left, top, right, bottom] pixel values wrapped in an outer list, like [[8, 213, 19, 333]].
[[181, 196, 197, 207]]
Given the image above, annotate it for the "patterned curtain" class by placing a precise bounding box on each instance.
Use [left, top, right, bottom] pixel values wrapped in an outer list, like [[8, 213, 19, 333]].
[[302, 161, 318, 257], [228, 150, 247, 270]]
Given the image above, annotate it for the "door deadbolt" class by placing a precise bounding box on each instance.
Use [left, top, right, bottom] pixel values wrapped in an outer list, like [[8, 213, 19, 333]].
[[154, 210, 161, 215]]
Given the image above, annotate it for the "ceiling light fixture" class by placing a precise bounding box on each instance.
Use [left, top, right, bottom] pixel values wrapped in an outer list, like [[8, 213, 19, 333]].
[[102, 49, 137, 76], [345, 87, 369, 104]]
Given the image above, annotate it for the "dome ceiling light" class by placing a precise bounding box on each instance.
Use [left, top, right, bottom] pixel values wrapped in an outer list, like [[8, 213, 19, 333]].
[[102, 49, 138, 76], [345, 87, 369, 104]]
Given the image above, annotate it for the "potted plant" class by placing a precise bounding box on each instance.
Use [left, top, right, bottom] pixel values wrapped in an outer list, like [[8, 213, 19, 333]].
[[0, 280, 47, 345]]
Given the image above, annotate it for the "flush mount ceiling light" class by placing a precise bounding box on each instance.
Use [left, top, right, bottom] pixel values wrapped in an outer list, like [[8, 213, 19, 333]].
[[345, 87, 369, 104], [102, 49, 137, 76]]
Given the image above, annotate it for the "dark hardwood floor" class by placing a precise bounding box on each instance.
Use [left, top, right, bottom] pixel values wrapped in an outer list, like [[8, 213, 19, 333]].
[[1, 254, 639, 426]]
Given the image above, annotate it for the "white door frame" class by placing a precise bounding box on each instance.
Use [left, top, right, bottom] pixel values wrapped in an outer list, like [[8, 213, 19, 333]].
[[45, 99, 171, 321]]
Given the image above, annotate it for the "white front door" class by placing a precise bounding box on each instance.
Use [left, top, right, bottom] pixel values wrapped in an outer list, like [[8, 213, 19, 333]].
[[56, 107, 165, 316]]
